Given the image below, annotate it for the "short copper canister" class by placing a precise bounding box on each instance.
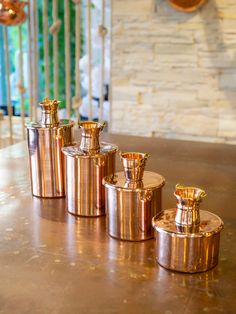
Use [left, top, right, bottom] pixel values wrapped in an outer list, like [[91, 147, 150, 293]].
[[103, 152, 165, 241], [26, 99, 74, 198], [62, 121, 118, 217], [152, 184, 224, 273]]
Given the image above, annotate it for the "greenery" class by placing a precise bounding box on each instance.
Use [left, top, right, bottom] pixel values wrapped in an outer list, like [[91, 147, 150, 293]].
[[1, 1, 85, 113], [7, 23, 29, 112], [37, 1, 85, 108]]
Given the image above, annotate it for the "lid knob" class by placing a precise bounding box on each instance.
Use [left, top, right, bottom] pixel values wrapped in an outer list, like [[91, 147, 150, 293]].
[[120, 152, 149, 182], [174, 184, 206, 227], [79, 121, 105, 154], [40, 98, 60, 126]]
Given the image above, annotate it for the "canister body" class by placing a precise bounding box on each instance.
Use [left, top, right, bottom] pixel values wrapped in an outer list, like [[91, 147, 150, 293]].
[[27, 124, 73, 198], [152, 209, 224, 273], [64, 149, 116, 217], [155, 228, 221, 273], [106, 187, 162, 241], [104, 171, 165, 241]]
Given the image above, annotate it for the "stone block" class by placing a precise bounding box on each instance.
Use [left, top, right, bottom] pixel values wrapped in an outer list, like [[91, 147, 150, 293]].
[[197, 88, 219, 101], [165, 113, 218, 137], [218, 114, 236, 138], [155, 43, 195, 55], [111, 0, 236, 144], [219, 71, 236, 90], [198, 51, 236, 68], [113, 0, 155, 16], [156, 54, 197, 67]]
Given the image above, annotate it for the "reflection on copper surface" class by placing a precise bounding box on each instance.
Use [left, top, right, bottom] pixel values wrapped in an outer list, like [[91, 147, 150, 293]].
[[152, 186, 224, 273], [104, 152, 165, 241], [33, 196, 68, 223], [79, 121, 105, 154], [66, 215, 106, 259], [0, 0, 27, 26], [26, 98, 74, 198], [124, 180, 144, 189], [120, 151, 149, 182], [40, 98, 60, 126], [174, 184, 206, 227], [108, 236, 155, 265], [62, 121, 118, 217]]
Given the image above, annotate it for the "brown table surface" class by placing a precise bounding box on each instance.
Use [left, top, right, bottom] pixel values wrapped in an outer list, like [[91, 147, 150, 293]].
[[0, 133, 235, 314]]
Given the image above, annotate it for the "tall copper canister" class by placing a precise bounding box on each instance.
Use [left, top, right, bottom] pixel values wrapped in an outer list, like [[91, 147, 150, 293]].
[[26, 98, 74, 198], [62, 121, 118, 217], [152, 184, 224, 273], [103, 152, 165, 241]]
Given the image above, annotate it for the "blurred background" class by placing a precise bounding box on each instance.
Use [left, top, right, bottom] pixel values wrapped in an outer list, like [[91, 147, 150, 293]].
[[0, 0, 236, 146], [0, 0, 111, 146]]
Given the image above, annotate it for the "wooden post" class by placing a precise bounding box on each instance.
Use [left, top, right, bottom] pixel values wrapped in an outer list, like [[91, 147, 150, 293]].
[[18, 25, 25, 140], [3, 27, 13, 143], [64, 0, 71, 118], [43, 0, 50, 97], [87, 0, 92, 121]]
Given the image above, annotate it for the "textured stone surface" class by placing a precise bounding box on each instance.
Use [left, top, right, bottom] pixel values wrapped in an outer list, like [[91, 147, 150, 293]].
[[111, 0, 236, 144]]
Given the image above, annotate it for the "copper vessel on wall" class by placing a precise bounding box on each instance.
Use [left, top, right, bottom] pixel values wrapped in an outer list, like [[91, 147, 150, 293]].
[[62, 121, 118, 217], [168, 0, 207, 12], [0, 0, 27, 26], [152, 184, 224, 273], [26, 99, 74, 198], [103, 152, 165, 241]]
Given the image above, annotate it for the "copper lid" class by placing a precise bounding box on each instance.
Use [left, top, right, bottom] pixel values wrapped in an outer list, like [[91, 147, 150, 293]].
[[153, 209, 223, 238], [62, 142, 118, 158], [104, 171, 165, 191], [104, 151, 164, 191]]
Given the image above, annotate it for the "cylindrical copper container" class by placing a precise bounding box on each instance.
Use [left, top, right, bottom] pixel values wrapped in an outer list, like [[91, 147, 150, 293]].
[[152, 184, 224, 273], [26, 99, 74, 198], [103, 152, 165, 241], [62, 121, 118, 217]]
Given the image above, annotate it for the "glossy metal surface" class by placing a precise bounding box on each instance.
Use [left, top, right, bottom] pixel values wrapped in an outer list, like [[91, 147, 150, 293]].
[[26, 99, 74, 198], [120, 151, 149, 182], [152, 185, 224, 273], [0, 0, 27, 26], [104, 152, 165, 241], [62, 122, 117, 217], [174, 184, 206, 226], [40, 98, 60, 126], [0, 135, 236, 314], [168, 0, 207, 12], [79, 121, 105, 153]]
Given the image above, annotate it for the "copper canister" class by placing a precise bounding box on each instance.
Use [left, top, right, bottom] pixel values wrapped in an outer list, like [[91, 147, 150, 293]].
[[152, 184, 224, 273], [62, 121, 118, 217], [26, 99, 74, 198], [103, 152, 165, 241]]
